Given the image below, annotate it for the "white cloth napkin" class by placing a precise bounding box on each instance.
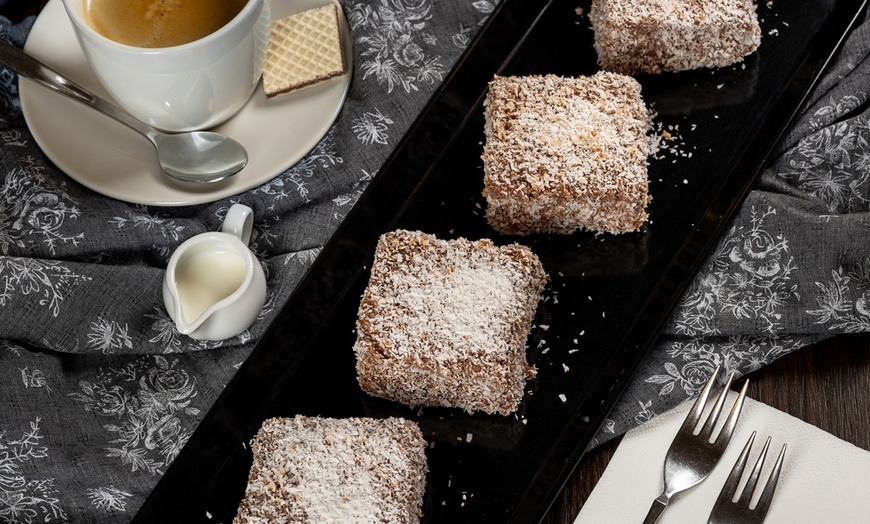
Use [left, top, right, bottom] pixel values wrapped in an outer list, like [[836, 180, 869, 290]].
[[574, 395, 870, 523]]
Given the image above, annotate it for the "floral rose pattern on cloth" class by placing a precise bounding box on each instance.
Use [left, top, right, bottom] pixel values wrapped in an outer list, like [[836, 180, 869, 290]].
[[807, 260, 870, 332], [0, 257, 91, 317], [86, 486, 132, 513], [779, 115, 870, 213], [672, 205, 799, 337], [0, 418, 66, 524], [68, 356, 201, 475], [108, 207, 187, 243], [0, 157, 83, 257], [0, 1, 503, 521], [351, 107, 395, 145], [346, 0, 446, 93], [594, 11, 870, 445]]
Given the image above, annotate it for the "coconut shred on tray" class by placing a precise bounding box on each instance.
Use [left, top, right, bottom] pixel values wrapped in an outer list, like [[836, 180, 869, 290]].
[[227, 1, 768, 520]]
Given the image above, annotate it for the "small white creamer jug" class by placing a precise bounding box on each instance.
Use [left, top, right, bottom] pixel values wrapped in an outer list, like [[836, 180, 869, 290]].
[[162, 204, 266, 340]]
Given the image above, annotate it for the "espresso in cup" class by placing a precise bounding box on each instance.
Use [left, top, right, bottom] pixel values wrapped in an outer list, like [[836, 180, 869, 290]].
[[82, 0, 249, 48]]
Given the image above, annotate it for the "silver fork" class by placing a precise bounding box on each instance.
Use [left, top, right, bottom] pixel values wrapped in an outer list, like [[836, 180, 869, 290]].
[[707, 431, 787, 524], [642, 366, 749, 524]]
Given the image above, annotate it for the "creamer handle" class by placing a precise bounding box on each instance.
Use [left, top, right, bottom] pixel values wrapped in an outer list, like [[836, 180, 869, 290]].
[[222, 204, 254, 245]]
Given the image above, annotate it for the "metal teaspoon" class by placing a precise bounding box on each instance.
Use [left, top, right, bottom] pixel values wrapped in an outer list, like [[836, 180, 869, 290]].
[[0, 41, 248, 184]]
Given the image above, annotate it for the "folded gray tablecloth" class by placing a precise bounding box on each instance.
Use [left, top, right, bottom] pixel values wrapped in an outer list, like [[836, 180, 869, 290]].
[[0, 0, 868, 522], [592, 6, 870, 446]]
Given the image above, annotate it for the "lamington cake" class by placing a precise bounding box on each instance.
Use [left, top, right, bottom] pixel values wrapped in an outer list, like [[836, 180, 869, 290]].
[[353, 229, 547, 415], [481, 72, 651, 235], [589, 0, 762, 75], [233, 416, 428, 524]]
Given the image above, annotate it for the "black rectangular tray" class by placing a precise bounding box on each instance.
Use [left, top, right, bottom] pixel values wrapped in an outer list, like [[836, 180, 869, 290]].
[[133, 0, 868, 522]]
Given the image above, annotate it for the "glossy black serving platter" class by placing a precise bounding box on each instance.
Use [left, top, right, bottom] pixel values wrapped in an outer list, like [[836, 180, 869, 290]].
[[133, 0, 868, 522]]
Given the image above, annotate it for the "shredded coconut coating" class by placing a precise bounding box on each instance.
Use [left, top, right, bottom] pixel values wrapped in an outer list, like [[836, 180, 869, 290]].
[[481, 72, 651, 235], [589, 0, 762, 75], [353, 230, 547, 415], [233, 416, 428, 524]]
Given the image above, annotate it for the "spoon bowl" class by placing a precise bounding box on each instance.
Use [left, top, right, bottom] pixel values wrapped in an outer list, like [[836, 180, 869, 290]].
[[154, 132, 248, 183], [0, 41, 248, 184]]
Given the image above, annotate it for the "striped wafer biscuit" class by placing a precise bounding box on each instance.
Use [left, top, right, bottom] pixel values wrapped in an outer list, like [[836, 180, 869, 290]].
[[263, 4, 346, 98]]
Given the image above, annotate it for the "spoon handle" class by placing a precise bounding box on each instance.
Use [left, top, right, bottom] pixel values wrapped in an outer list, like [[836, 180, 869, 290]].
[[0, 41, 159, 141]]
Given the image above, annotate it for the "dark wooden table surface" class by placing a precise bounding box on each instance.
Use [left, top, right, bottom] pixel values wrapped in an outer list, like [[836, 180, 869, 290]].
[[542, 331, 870, 523]]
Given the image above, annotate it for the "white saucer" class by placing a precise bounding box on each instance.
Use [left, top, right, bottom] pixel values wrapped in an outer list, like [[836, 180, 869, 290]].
[[19, 0, 352, 206]]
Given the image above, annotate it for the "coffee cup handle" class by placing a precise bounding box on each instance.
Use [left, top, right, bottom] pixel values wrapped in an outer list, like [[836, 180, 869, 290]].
[[222, 203, 254, 245]]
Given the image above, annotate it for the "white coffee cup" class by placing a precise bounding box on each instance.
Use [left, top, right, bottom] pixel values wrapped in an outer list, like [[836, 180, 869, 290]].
[[61, 0, 271, 132]]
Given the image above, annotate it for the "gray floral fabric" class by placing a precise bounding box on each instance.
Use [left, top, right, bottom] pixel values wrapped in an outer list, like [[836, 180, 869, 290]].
[[0, 1, 494, 521], [594, 7, 870, 445], [1, 1, 869, 522]]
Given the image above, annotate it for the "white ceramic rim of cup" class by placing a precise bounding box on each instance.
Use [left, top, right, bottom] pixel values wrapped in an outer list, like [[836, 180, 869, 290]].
[[62, 0, 261, 52]]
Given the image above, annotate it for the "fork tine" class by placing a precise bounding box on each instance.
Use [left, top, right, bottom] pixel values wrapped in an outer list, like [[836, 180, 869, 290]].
[[699, 371, 735, 441], [712, 378, 749, 445], [753, 443, 787, 515], [679, 365, 720, 433], [737, 436, 772, 506], [707, 433, 787, 524], [717, 431, 756, 505]]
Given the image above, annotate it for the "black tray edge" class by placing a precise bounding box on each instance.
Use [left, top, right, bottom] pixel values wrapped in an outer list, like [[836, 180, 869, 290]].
[[131, 0, 556, 521], [131, 0, 870, 521], [515, 2, 869, 522]]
